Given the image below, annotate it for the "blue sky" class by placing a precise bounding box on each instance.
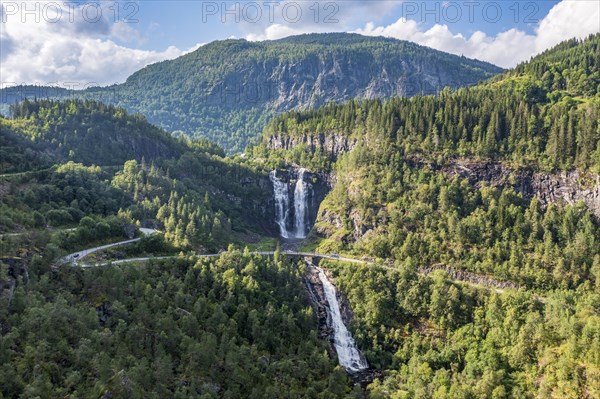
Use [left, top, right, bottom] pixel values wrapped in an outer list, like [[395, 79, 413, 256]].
[[1, 1, 598, 86], [124, 1, 560, 51]]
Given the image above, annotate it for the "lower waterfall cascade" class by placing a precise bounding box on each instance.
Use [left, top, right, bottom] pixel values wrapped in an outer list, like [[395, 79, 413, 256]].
[[313, 265, 369, 372], [270, 169, 311, 239]]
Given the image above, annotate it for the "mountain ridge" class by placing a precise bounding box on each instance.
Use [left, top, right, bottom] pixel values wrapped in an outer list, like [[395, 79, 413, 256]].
[[0, 33, 503, 153]]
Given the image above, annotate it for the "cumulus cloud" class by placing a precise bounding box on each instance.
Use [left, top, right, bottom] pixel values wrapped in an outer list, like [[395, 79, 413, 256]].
[[355, 0, 600, 68], [0, 1, 196, 86], [243, 0, 598, 67], [2, 0, 598, 85], [244, 0, 399, 41]]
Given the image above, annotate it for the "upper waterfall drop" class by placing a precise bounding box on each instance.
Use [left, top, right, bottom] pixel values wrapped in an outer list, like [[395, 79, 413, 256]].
[[269, 170, 291, 239], [270, 168, 313, 239], [293, 168, 309, 239]]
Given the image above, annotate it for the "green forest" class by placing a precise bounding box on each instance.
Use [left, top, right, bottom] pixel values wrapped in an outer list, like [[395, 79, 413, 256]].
[[1, 35, 600, 399], [324, 259, 600, 399], [0, 250, 358, 398]]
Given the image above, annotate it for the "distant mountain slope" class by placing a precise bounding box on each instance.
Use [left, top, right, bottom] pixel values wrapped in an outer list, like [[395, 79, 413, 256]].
[[0, 99, 275, 238], [258, 34, 600, 172], [0, 33, 503, 153]]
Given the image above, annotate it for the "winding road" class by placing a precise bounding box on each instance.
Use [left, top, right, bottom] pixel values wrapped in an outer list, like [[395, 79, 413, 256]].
[[78, 251, 367, 268], [76, 250, 534, 298], [62, 236, 541, 299], [61, 228, 158, 264]]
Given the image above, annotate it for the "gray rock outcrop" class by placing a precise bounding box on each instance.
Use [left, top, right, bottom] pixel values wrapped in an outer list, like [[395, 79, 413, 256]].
[[444, 159, 600, 218]]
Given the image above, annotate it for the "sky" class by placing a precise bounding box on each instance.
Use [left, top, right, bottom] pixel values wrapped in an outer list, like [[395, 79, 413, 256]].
[[0, 0, 599, 87]]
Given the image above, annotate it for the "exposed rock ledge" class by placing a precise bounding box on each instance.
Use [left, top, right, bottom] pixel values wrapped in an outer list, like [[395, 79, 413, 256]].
[[441, 159, 600, 218], [420, 263, 519, 291], [267, 132, 357, 161]]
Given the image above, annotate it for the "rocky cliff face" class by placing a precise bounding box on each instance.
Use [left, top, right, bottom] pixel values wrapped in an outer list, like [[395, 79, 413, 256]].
[[443, 159, 600, 218], [248, 50, 494, 112], [312, 158, 600, 245], [235, 173, 280, 236], [267, 132, 357, 161]]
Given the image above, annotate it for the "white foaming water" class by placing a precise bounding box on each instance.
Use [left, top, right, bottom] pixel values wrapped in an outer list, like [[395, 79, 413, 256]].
[[293, 168, 308, 239], [270, 170, 291, 238], [314, 265, 368, 372]]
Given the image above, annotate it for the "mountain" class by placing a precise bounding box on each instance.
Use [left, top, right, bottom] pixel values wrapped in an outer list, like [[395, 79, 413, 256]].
[[0, 33, 503, 153], [0, 100, 276, 245], [257, 34, 600, 289], [2, 36, 600, 399], [258, 34, 600, 171]]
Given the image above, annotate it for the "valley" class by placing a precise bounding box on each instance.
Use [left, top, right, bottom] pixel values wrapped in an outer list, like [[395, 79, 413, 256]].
[[1, 33, 600, 398]]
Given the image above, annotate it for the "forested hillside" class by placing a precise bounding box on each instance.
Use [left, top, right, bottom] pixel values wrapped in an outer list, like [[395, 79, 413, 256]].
[[247, 35, 600, 398], [1, 99, 187, 171], [256, 34, 600, 289], [325, 259, 600, 399], [0, 250, 355, 398], [0, 100, 273, 256], [256, 34, 600, 171], [0, 33, 502, 153]]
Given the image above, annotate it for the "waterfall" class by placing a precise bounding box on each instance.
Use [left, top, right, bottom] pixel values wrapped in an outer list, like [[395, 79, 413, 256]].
[[293, 168, 308, 239], [314, 265, 368, 372], [270, 168, 311, 239], [269, 170, 291, 238]]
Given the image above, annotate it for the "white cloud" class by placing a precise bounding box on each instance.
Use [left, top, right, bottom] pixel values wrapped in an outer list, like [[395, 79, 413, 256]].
[[535, 0, 600, 53], [244, 0, 399, 41], [182, 43, 207, 55], [247, 23, 333, 41], [355, 0, 599, 68], [0, 1, 196, 86], [2, 0, 598, 85], [110, 21, 144, 44]]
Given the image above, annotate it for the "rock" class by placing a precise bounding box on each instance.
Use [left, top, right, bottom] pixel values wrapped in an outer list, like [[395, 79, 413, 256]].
[[304, 267, 337, 359], [442, 159, 600, 218], [419, 264, 519, 290], [267, 132, 357, 161], [96, 303, 111, 325], [349, 368, 385, 387]]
